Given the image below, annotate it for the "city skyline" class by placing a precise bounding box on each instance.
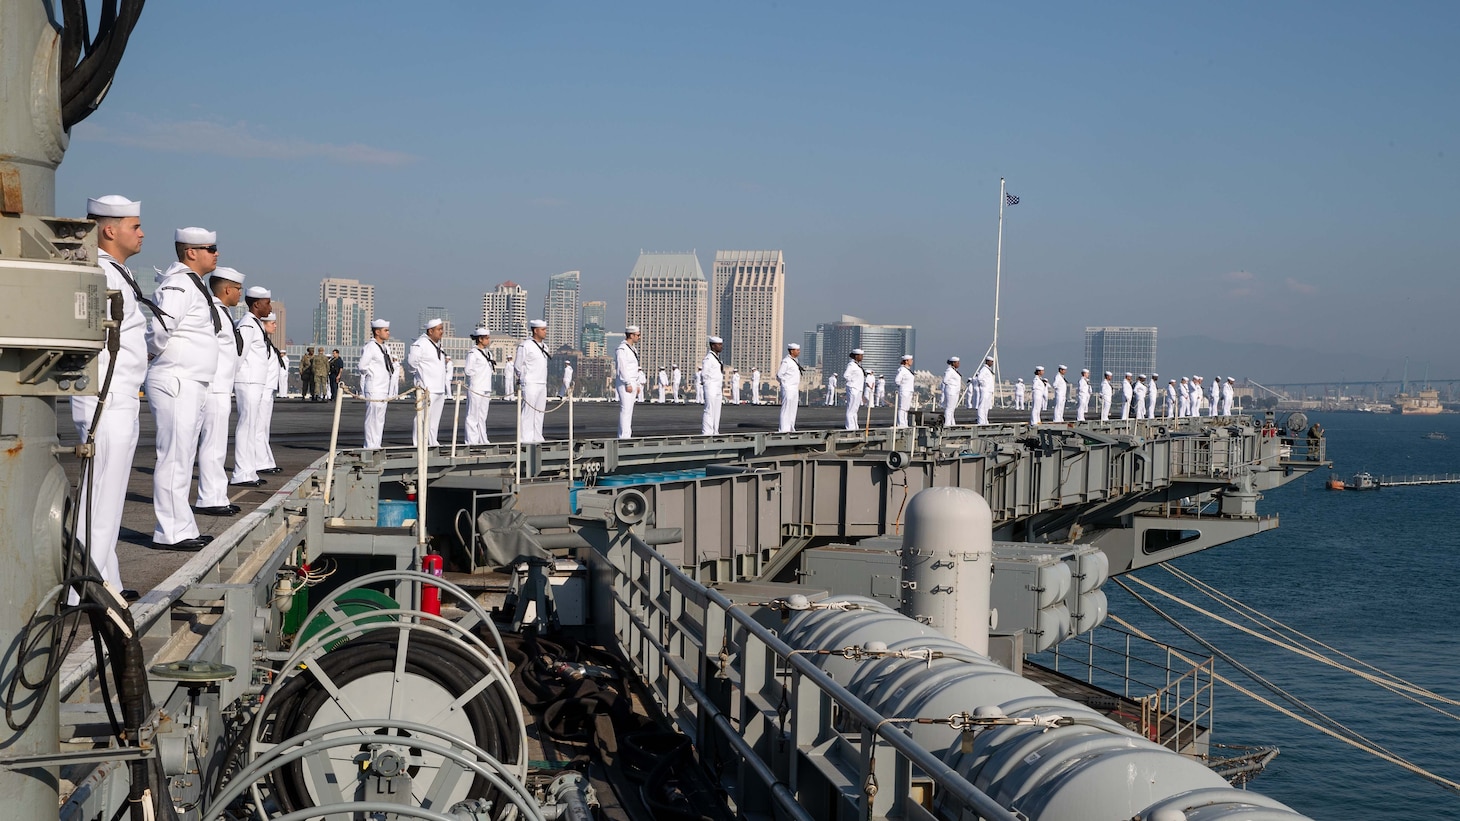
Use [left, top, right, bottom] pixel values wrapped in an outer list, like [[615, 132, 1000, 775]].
[[712, 250, 786, 377]]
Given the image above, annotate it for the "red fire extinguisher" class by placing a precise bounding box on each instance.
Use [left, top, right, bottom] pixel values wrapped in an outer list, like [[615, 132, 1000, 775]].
[[421, 553, 443, 616]]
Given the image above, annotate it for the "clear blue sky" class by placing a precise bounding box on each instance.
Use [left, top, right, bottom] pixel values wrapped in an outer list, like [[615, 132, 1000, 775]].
[[57, 1, 1459, 378]]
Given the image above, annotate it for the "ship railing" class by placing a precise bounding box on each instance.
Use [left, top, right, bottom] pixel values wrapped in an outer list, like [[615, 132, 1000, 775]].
[[1040, 623, 1214, 755], [591, 528, 1022, 821]]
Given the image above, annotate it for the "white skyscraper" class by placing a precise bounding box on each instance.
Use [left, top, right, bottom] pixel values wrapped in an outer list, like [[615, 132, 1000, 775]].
[[543, 270, 581, 353], [712, 250, 785, 375], [625, 251, 706, 375], [314, 277, 376, 347], [481, 281, 529, 340]]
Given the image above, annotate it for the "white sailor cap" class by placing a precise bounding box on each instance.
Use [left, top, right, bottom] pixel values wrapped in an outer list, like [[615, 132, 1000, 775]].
[[1034, 365, 1044, 372], [245, 286, 270, 299], [471, 327, 490, 337], [985, 355, 995, 362], [87, 195, 140, 217], [175, 227, 216, 244], [263, 312, 277, 322], [948, 356, 960, 363], [372, 319, 390, 329], [709, 335, 723, 344], [1081, 368, 1090, 374], [625, 325, 640, 334], [901, 353, 912, 361], [789, 343, 801, 350], [1058, 364, 1067, 370], [1152, 372, 1159, 377], [424, 318, 444, 330], [1017, 377, 1025, 382], [1170, 378, 1177, 383], [529, 319, 547, 329], [1124, 372, 1132, 377], [1139, 374, 1148, 379], [211, 266, 245, 284], [1227, 376, 1235, 382], [1105, 371, 1113, 377], [1181, 376, 1188, 381], [850, 348, 864, 356]]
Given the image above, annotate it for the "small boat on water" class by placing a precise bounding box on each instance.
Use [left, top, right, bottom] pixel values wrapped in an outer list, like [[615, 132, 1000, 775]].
[[1328, 472, 1382, 491], [1422, 431, 1448, 440]]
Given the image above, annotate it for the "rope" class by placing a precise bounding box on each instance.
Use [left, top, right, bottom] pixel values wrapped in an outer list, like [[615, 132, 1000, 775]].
[[1110, 583, 1460, 794]]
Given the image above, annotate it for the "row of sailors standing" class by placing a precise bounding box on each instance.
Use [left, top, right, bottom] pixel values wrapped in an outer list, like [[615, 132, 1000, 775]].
[[1010, 369, 1237, 422], [76, 196, 292, 604]]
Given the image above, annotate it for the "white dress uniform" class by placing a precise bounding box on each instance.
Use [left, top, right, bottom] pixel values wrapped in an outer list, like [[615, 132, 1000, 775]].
[[974, 362, 996, 425], [464, 346, 495, 445], [1076, 373, 1092, 422], [515, 333, 550, 443], [777, 353, 802, 432], [964, 373, 975, 409], [731, 370, 742, 404], [562, 362, 574, 398], [1099, 376, 1113, 421], [232, 311, 273, 482], [657, 369, 668, 403], [876, 376, 887, 409], [894, 363, 915, 428], [1189, 378, 1203, 416], [614, 339, 642, 438], [750, 368, 762, 404], [197, 289, 242, 508], [941, 365, 961, 426], [825, 373, 837, 406], [1030, 372, 1050, 425], [146, 260, 220, 545], [1221, 380, 1234, 416], [844, 358, 867, 430], [358, 337, 397, 448], [671, 366, 682, 402], [503, 358, 515, 396], [407, 331, 450, 447], [694, 368, 704, 404], [1052, 370, 1069, 423], [1177, 378, 1190, 417], [1210, 377, 1221, 417], [1148, 374, 1160, 419], [261, 336, 283, 469], [1134, 378, 1149, 420], [702, 347, 725, 435], [1166, 381, 1178, 419], [1014, 378, 1026, 410], [72, 247, 149, 587], [1120, 375, 1134, 420]]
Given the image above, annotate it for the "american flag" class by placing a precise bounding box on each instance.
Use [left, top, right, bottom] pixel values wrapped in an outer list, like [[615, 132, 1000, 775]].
[[1006, 193, 1020, 206]]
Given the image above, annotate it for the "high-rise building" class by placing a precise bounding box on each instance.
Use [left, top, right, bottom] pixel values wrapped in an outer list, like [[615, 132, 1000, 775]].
[[271, 300, 287, 347], [802, 329, 823, 368], [581, 300, 607, 344], [419, 307, 454, 338], [625, 251, 706, 375], [711, 250, 785, 375], [544, 271, 581, 352], [1084, 326, 1157, 378], [314, 277, 375, 347], [481, 281, 528, 339], [818, 315, 916, 381]]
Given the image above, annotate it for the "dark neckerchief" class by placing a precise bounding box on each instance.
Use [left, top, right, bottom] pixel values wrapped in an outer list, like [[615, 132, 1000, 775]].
[[377, 341, 394, 373], [216, 301, 242, 354], [622, 342, 638, 363], [534, 340, 550, 358], [103, 257, 171, 330], [478, 347, 494, 364], [185, 271, 222, 334]]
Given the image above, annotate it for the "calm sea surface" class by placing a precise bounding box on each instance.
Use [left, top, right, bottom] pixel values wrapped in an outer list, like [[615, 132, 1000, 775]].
[[1109, 411, 1460, 819]]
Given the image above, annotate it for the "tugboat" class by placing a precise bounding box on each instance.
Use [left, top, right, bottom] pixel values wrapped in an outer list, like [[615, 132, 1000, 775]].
[[1328, 472, 1381, 491]]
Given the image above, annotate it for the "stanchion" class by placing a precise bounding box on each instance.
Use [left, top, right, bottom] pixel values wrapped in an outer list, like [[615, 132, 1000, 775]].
[[322, 384, 346, 505], [415, 387, 429, 550], [450, 382, 463, 458]]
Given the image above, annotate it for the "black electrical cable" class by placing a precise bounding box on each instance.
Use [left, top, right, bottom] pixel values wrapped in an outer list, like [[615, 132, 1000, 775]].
[[58, 0, 146, 128], [260, 631, 521, 815]]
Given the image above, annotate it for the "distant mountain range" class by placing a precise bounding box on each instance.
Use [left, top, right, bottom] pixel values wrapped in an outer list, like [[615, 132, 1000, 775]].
[[993, 336, 1437, 386]]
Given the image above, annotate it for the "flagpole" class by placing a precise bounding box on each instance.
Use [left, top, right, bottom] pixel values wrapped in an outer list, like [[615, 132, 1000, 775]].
[[988, 177, 1006, 403]]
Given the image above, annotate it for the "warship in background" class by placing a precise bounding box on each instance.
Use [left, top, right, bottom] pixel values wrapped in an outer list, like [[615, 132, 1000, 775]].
[[0, 3, 1341, 820]]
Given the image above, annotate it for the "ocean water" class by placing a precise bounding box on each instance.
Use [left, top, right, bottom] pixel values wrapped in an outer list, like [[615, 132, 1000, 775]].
[[1111, 411, 1460, 819]]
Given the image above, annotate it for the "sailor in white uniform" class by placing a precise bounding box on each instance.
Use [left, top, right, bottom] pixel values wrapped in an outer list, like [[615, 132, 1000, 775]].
[[1166, 379, 1179, 419], [615, 325, 643, 438], [1189, 376, 1203, 416], [656, 367, 669, 403], [876, 375, 887, 409], [702, 336, 726, 434], [964, 369, 976, 410], [146, 227, 222, 551], [1120, 373, 1134, 420], [777, 343, 803, 432], [825, 373, 838, 406], [358, 319, 397, 448], [1099, 372, 1113, 422], [259, 314, 283, 470], [463, 327, 494, 445], [1075, 368, 1092, 422], [1030, 366, 1050, 425], [407, 317, 451, 447], [844, 349, 867, 430], [671, 365, 682, 403], [73, 195, 150, 593], [231, 287, 274, 483], [1222, 377, 1235, 416], [942, 356, 962, 426], [562, 362, 574, 398], [1210, 376, 1222, 417], [1052, 365, 1070, 423], [515, 319, 550, 443], [864, 372, 876, 408], [750, 368, 762, 404], [1177, 377, 1191, 417], [694, 366, 705, 404], [503, 355, 515, 397], [730, 368, 742, 404], [894, 354, 916, 428], [1134, 375, 1149, 420], [975, 354, 998, 423], [1148, 372, 1160, 419], [1014, 378, 1026, 410], [196, 267, 245, 517]]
